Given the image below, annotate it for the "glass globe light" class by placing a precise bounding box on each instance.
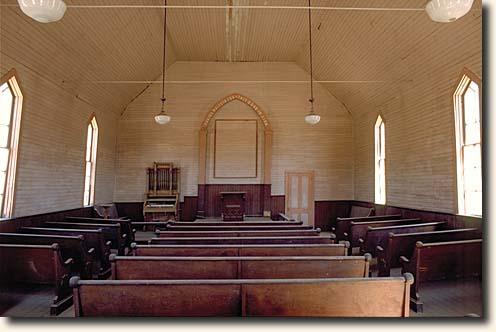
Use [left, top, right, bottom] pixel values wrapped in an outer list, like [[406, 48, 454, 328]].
[[305, 113, 321, 125], [17, 0, 67, 23], [425, 0, 474, 23], [155, 113, 171, 125]]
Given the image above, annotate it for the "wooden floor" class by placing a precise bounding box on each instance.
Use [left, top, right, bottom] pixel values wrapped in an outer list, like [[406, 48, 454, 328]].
[[1, 230, 483, 318]]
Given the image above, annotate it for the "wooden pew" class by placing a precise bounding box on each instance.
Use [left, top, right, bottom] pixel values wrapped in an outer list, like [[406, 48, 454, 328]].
[[20, 227, 111, 279], [165, 224, 314, 231], [333, 214, 402, 241], [349, 218, 421, 249], [0, 233, 94, 280], [359, 222, 447, 256], [70, 274, 413, 317], [400, 239, 482, 313], [110, 254, 371, 280], [150, 235, 336, 245], [65, 216, 136, 247], [155, 229, 321, 238], [130, 242, 350, 257], [376, 228, 480, 277], [167, 221, 304, 227], [43, 221, 125, 255], [0, 244, 73, 316]]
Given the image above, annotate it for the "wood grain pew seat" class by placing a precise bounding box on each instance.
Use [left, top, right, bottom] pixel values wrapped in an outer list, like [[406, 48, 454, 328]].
[[43, 221, 125, 255], [166, 221, 304, 227], [155, 228, 321, 238], [130, 242, 350, 257], [376, 228, 480, 277], [19, 227, 111, 279], [149, 235, 336, 245], [65, 216, 135, 247], [333, 214, 402, 241], [0, 244, 73, 316], [70, 274, 413, 317], [109, 254, 371, 280], [0, 233, 94, 280], [349, 218, 421, 249], [400, 239, 482, 313], [359, 222, 447, 256], [165, 224, 314, 232]]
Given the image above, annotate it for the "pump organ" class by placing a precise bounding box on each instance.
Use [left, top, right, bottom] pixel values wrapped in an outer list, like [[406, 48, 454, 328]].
[[143, 162, 180, 221]]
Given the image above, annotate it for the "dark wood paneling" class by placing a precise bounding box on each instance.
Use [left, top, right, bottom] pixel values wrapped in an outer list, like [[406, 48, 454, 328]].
[[315, 201, 351, 231], [115, 202, 144, 222], [181, 196, 198, 221], [0, 207, 93, 233], [271, 195, 285, 220], [200, 184, 270, 218]]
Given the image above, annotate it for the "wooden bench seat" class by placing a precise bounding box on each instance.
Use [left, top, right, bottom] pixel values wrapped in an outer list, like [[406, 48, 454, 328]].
[[155, 229, 321, 238], [70, 274, 413, 317], [166, 221, 304, 227], [149, 235, 335, 245], [0, 244, 73, 316], [376, 228, 480, 277], [20, 227, 111, 279], [65, 217, 136, 247], [43, 221, 125, 255], [333, 214, 402, 241], [359, 222, 447, 256], [0, 233, 94, 280], [131, 242, 350, 257], [349, 218, 421, 248], [165, 224, 314, 231], [400, 239, 482, 313], [110, 255, 371, 280]]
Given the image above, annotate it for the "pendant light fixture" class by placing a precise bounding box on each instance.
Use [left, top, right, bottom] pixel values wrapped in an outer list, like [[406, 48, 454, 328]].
[[304, 0, 321, 125], [425, 0, 474, 23], [155, 0, 171, 125], [17, 0, 67, 23]]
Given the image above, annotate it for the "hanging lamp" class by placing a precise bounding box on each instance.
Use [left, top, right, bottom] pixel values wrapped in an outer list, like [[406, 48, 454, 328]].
[[17, 0, 67, 23], [155, 0, 171, 125], [425, 0, 474, 23], [304, 0, 321, 125]]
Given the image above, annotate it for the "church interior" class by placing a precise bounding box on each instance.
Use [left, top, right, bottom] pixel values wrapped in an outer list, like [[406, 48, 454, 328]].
[[0, 0, 484, 318]]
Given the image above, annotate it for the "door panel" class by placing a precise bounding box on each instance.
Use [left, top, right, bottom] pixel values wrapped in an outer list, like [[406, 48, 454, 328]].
[[285, 171, 315, 226]]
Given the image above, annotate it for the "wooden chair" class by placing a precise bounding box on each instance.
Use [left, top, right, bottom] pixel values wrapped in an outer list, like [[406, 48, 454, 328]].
[[400, 239, 482, 313], [70, 274, 413, 317]]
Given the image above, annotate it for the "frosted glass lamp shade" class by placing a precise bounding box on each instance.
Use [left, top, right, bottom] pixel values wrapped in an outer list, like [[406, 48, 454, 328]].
[[17, 0, 67, 23], [425, 0, 474, 23], [305, 113, 321, 125], [155, 113, 171, 125]]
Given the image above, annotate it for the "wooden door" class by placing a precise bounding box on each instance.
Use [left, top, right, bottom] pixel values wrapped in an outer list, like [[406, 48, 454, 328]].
[[285, 171, 315, 226]]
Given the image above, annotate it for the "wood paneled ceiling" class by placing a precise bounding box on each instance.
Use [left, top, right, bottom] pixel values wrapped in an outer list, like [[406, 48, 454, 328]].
[[0, 0, 482, 116]]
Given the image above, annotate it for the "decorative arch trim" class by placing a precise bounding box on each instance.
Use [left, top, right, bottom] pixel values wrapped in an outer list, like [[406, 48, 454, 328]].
[[200, 93, 272, 132]]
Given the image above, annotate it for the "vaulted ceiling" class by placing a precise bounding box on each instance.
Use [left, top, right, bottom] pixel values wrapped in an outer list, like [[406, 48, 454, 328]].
[[0, 0, 482, 116]]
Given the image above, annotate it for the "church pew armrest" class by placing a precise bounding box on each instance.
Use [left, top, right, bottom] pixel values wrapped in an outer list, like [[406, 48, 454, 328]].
[[399, 256, 409, 264], [376, 245, 384, 254], [358, 238, 364, 244], [87, 247, 96, 257], [63, 257, 74, 268]]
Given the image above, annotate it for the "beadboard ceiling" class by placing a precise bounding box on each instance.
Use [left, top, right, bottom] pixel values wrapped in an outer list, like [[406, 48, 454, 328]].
[[0, 0, 482, 116]]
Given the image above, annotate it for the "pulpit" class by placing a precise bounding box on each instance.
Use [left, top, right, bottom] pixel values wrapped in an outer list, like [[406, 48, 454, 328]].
[[220, 192, 246, 221]]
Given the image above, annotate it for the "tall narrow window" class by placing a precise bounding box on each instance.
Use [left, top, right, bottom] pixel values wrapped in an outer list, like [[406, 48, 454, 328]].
[[454, 71, 482, 216], [83, 116, 98, 206], [375, 115, 386, 204], [0, 71, 23, 219]]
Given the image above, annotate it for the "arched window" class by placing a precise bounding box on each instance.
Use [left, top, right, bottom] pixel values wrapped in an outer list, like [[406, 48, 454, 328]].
[[83, 116, 98, 206], [375, 115, 386, 205], [0, 70, 23, 219], [454, 71, 482, 216]]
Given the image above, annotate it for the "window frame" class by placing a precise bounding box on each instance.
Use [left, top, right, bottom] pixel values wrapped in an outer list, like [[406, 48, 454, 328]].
[[0, 69, 24, 220], [453, 68, 482, 217], [83, 115, 98, 207], [374, 114, 386, 205]]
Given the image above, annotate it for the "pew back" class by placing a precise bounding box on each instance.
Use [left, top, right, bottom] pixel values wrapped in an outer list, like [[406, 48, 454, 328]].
[[71, 275, 413, 317], [166, 225, 314, 232], [110, 255, 371, 280], [131, 243, 349, 257], [149, 236, 335, 245], [65, 217, 135, 245], [334, 214, 402, 241], [167, 221, 303, 227], [349, 219, 421, 247], [156, 229, 320, 238]]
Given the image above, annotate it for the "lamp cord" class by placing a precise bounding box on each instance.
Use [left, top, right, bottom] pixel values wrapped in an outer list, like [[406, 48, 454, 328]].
[[161, 0, 167, 107], [308, 0, 314, 109]]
